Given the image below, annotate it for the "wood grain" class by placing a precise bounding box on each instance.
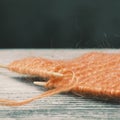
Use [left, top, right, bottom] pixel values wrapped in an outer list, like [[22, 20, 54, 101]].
[[0, 49, 120, 120]]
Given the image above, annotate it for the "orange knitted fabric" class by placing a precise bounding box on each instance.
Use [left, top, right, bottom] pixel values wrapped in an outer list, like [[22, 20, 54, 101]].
[[1, 52, 120, 106]]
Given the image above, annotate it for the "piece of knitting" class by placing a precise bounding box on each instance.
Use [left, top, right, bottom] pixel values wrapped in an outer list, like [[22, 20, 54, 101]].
[[0, 52, 120, 106]]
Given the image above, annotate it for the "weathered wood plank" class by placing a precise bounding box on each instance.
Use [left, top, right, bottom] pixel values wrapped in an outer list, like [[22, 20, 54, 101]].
[[0, 49, 120, 120]]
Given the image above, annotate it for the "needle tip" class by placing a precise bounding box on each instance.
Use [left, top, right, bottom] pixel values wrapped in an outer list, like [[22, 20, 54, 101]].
[[33, 81, 47, 86], [0, 64, 7, 69]]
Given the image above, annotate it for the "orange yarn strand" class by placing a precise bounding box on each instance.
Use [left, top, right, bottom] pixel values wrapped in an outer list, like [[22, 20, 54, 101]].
[[0, 71, 77, 106]]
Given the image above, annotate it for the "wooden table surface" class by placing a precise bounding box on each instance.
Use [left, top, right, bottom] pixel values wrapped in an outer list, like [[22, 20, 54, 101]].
[[0, 49, 120, 120]]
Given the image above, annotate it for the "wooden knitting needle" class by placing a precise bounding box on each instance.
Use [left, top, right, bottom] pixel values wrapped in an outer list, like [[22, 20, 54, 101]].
[[0, 64, 8, 69], [0, 64, 63, 77], [33, 81, 47, 86]]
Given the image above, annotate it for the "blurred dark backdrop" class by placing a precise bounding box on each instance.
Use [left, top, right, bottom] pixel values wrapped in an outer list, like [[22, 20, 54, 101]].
[[0, 0, 120, 48]]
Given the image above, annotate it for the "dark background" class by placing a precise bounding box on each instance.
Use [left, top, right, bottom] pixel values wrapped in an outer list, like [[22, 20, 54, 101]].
[[0, 0, 120, 48]]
